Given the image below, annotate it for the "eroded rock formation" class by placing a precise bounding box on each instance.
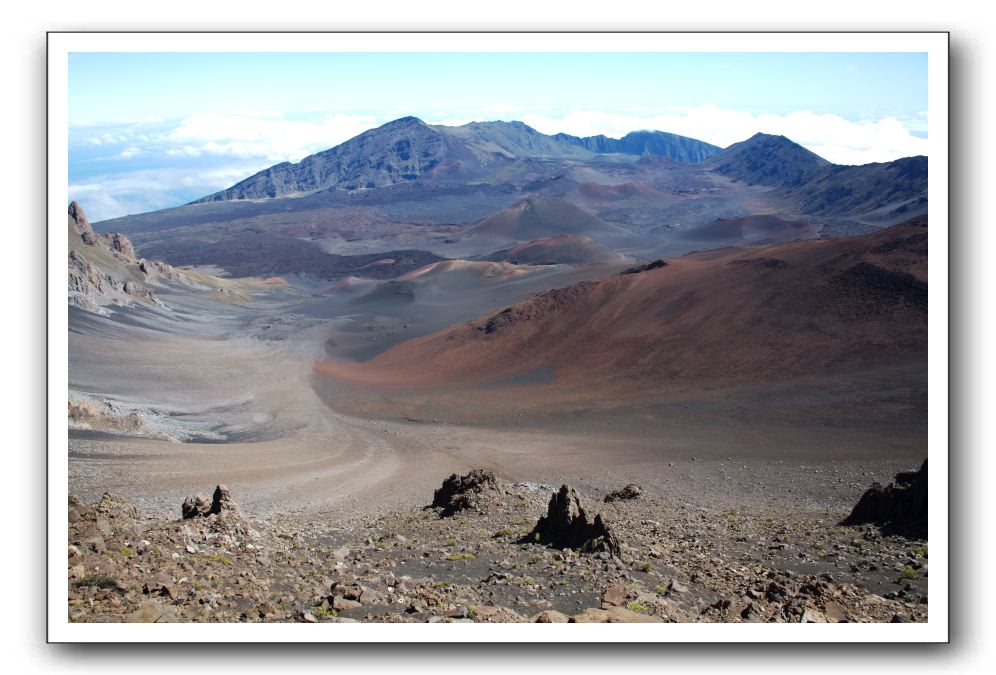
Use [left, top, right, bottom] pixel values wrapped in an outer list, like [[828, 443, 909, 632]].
[[842, 460, 927, 538], [430, 469, 502, 517], [527, 485, 620, 556]]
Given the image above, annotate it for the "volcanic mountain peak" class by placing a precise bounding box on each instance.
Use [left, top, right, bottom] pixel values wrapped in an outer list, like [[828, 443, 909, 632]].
[[197, 116, 454, 202], [705, 132, 832, 188], [195, 116, 725, 203]]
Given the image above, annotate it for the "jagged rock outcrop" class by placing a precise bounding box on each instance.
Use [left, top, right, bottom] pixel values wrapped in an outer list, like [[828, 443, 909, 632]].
[[430, 469, 502, 517], [620, 260, 666, 275], [527, 485, 620, 556], [181, 485, 242, 520], [68, 201, 175, 312], [841, 460, 927, 538], [604, 484, 643, 503], [210, 484, 241, 518], [69, 200, 95, 239], [111, 233, 136, 258]]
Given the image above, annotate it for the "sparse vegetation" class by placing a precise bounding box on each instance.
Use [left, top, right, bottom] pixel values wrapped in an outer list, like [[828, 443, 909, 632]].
[[312, 605, 336, 620], [73, 573, 116, 589], [444, 552, 477, 561]]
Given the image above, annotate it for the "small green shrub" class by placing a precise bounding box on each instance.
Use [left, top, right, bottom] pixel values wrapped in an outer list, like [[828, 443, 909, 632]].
[[444, 552, 477, 561], [206, 553, 233, 566], [312, 605, 336, 619]]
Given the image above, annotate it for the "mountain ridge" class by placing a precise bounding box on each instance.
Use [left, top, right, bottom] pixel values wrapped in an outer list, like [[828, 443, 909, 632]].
[[195, 117, 723, 203]]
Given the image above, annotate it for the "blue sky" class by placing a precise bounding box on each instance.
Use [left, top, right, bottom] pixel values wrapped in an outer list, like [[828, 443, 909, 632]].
[[68, 52, 928, 221]]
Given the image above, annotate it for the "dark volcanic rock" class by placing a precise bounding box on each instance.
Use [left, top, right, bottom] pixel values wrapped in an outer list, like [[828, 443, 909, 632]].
[[181, 485, 242, 520], [842, 460, 927, 538], [181, 495, 211, 520], [604, 484, 643, 503], [620, 260, 666, 276], [527, 485, 620, 556], [431, 469, 501, 517], [210, 484, 241, 517]]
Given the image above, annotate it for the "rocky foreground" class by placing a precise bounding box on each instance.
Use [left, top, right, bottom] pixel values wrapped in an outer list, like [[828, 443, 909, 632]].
[[68, 470, 928, 624]]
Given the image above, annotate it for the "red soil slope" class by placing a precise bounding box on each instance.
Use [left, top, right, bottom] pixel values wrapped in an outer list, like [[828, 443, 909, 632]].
[[316, 218, 927, 393]]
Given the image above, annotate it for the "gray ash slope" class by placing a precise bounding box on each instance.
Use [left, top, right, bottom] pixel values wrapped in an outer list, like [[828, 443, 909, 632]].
[[196, 117, 722, 202]]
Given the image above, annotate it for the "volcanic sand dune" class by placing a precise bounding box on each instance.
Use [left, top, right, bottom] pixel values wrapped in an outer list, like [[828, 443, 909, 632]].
[[485, 235, 630, 266], [578, 181, 663, 202], [680, 213, 822, 247], [464, 196, 634, 245], [315, 218, 927, 393], [347, 259, 558, 309]]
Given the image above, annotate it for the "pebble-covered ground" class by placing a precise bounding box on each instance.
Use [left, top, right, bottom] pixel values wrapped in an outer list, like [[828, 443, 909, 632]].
[[67, 475, 927, 624]]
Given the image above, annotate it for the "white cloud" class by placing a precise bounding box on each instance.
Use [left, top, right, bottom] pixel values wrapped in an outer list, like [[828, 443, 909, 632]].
[[69, 163, 272, 221], [164, 113, 380, 161], [116, 146, 142, 159]]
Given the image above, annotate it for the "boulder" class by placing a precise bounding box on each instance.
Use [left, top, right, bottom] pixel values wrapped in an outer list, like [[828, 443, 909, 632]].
[[526, 485, 620, 556], [430, 468, 501, 517], [604, 484, 643, 503], [125, 599, 178, 623], [570, 606, 659, 623], [841, 459, 927, 538], [600, 583, 632, 608], [332, 596, 362, 611], [470, 605, 525, 623], [93, 492, 139, 521], [181, 495, 211, 520], [181, 485, 242, 520], [210, 484, 241, 517], [531, 610, 570, 623]]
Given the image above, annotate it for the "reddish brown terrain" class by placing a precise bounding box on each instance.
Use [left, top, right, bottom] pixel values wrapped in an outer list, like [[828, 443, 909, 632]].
[[316, 217, 926, 396]]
